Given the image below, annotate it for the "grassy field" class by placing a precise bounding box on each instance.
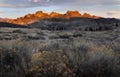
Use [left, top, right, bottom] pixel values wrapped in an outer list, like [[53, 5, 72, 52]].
[[0, 27, 120, 77]]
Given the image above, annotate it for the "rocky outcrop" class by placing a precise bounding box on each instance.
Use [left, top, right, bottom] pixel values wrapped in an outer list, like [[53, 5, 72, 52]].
[[24, 13, 34, 18], [50, 12, 60, 17], [65, 11, 81, 18], [35, 11, 49, 18], [8, 10, 100, 25], [49, 12, 65, 18], [82, 13, 91, 18], [82, 13, 99, 18]]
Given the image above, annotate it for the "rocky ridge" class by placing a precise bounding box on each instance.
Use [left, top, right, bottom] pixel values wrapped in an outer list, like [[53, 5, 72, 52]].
[[8, 11, 100, 25]]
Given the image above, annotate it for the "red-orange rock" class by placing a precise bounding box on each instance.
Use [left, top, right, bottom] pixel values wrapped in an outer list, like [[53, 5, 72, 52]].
[[35, 11, 48, 18], [82, 13, 92, 18], [66, 11, 81, 18], [7, 10, 100, 25]]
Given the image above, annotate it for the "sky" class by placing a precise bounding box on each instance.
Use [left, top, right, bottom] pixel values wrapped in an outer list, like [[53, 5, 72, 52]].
[[0, 0, 120, 18]]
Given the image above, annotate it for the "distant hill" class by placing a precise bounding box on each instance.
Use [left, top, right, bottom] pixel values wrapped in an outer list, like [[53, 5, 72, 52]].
[[0, 10, 120, 31]]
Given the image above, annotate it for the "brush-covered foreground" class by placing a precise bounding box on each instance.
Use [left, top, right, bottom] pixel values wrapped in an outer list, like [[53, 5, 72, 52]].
[[0, 27, 120, 77]]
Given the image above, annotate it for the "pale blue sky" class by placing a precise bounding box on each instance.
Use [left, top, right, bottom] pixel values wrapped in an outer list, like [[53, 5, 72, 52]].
[[0, 0, 120, 18]]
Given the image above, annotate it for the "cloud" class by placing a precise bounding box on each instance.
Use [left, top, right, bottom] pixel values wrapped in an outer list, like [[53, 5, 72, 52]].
[[46, 0, 50, 2], [28, 0, 50, 3], [0, 0, 120, 8], [33, 0, 39, 3], [28, 0, 39, 3], [0, 4, 14, 7], [0, 11, 4, 13], [0, 3, 32, 8], [107, 11, 118, 16]]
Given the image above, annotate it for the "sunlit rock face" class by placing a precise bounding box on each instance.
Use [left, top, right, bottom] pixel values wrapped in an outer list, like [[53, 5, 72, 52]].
[[82, 13, 92, 18], [35, 11, 49, 18], [65, 11, 81, 18], [82, 13, 99, 18], [49, 12, 60, 17], [7, 10, 100, 25], [35, 11, 44, 17], [49, 12, 65, 18]]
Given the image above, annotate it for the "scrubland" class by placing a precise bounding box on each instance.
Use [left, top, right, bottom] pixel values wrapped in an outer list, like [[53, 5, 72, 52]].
[[0, 27, 120, 77]]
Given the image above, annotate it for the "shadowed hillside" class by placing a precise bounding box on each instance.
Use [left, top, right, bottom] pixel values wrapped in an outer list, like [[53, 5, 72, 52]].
[[1, 17, 120, 31], [0, 22, 27, 28], [28, 18, 120, 31]]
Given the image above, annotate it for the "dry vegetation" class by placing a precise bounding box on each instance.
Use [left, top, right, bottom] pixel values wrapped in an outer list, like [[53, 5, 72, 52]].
[[0, 27, 120, 77]]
